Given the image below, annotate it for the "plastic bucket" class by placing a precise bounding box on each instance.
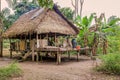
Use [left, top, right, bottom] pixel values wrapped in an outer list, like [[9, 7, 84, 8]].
[[76, 45, 80, 50]]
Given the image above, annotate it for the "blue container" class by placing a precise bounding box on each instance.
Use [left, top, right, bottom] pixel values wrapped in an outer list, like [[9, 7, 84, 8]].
[[71, 38, 77, 48]]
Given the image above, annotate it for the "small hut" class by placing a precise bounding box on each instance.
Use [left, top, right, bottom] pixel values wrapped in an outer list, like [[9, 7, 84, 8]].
[[3, 5, 79, 64]]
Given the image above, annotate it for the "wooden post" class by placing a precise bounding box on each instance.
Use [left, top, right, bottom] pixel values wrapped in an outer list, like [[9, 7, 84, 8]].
[[32, 39, 35, 61], [29, 33, 31, 50], [20, 35, 22, 51], [10, 50, 12, 58], [68, 51, 70, 60], [9, 39, 12, 58], [36, 52, 39, 62], [57, 51, 61, 65], [25, 35, 27, 50], [77, 50, 80, 61], [40, 52, 43, 62], [39, 34, 42, 62], [55, 33, 56, 46], [36, 33, 39, 62]]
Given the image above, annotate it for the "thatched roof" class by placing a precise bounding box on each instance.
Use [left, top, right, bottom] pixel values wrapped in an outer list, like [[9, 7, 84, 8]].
[[3, 5, 79, 38]]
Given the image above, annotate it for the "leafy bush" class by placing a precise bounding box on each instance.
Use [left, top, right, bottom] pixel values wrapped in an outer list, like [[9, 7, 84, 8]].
[[0, 63, 22, 80], [97, 53, 120, 75]]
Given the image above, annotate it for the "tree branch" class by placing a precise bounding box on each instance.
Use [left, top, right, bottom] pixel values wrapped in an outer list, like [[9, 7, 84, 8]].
[[71, 0, 75, 8]]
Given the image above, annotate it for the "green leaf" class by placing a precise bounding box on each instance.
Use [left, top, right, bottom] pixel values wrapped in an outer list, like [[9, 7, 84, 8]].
[[37, 0, 54, 9], [88, 13, 94, 27], [82, 16, 89, 27]]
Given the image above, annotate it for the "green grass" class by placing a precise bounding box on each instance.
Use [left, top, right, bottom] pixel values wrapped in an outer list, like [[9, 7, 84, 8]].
[[96, 53, 120, 75], [0, 63, 22, 80]]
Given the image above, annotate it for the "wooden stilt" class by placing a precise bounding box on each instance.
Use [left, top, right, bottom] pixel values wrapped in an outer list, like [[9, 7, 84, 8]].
[[32, 39, 35, 61], [29, 33, 31, 50], [9, 39, 12, 58], [55, 33, 56, 46], [39, 35, 42, 62], [36, 33, 39, 62], [68, 51, 70, 60], [77, 51, 80, 61], [57, 51, 61, 65], [40, 52, 43, 62], [10, 50, 12, 58], [25, 35, 27, 50], [36, 52, 39, 62]]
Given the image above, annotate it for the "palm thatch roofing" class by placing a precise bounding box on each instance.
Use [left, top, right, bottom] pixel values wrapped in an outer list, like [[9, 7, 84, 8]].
[[3, 5, 79, 38]]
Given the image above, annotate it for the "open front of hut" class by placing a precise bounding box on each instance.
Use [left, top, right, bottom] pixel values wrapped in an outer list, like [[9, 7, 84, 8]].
[[3, 5, 80, 64]]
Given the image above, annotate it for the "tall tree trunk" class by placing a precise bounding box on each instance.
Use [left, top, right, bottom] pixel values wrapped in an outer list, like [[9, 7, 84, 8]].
[[80, 0, 84, 17], [75, 0, 79, 16], [0, 0, 3, 57], [71, 0, 79, 18]]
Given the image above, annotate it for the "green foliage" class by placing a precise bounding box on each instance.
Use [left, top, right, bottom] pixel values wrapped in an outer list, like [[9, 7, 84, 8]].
[[37, 0, 54, 9], [97, 23, 120, 73], [107, 16, 120, 27], [96, 16, 120, 54], [75, 13, 95, 28], [97, 53, 120, 75], [0, 63, 22, 80], [0, 8, 11, 30], [3, 1, 38, 30], [75, 13, 95, 46], [106, 26, 120, 53], [60, 7, 74, 21], [3, 14, 18, 30], [14, 1, 38, 17]]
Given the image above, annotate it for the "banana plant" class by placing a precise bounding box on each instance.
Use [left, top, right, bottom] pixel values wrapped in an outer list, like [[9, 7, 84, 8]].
[[75, 13, 95, 46], [102, 16, 120, 53], [91, 14, 120, 55]]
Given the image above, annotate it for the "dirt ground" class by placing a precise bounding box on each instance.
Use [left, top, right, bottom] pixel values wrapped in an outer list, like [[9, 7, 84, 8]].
[[0, 49, 120, 80]]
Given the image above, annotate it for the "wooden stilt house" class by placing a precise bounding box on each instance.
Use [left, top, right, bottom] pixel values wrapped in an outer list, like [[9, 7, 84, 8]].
[[3, 5, 79, 64]]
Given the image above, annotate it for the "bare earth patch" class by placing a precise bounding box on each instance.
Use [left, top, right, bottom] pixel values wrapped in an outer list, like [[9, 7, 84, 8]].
[[0, 55, 120, 80]]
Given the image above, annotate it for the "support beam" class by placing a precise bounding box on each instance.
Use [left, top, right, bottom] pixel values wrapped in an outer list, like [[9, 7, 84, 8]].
[[10, 50, 12, 58], [32, 39, 35, 61], [36, 52, 39, 62], [77, 51, 80, 61], [68, 51, 70, 60], [9, 39, 12, 58], [57, 51, 61, 65], [40, 52, 43, 62], [55, 33, 56, 46]]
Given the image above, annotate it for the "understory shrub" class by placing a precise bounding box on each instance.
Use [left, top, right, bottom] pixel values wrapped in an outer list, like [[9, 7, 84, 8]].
[[0, 63, 22, 80], [97, 53, 120, 75]]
